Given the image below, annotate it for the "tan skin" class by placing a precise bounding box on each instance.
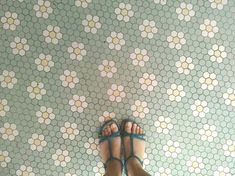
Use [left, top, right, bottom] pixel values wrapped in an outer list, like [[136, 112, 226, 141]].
[[99, 122, 146, 176]]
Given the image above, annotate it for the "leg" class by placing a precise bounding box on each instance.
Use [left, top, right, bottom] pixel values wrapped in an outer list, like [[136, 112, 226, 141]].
[[99, 122, 122, 176], [124, 122, 151, 176]]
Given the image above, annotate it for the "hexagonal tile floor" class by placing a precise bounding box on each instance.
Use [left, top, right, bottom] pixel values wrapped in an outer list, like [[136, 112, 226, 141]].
[[0, 0, 235, 175]]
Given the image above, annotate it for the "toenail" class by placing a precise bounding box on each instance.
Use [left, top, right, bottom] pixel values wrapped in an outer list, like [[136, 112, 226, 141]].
[[126, 122, 132, 127], [111, 123, 117, 128]]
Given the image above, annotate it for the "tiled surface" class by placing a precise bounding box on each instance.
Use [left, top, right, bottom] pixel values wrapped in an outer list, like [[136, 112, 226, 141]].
[[0, 0, 235, 175]]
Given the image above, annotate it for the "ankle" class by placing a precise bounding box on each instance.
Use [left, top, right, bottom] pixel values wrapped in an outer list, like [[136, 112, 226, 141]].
[[126, 158, 143, 175], [105, 160, 122, 176]]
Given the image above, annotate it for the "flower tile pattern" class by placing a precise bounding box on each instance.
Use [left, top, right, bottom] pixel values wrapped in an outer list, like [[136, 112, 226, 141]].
[[0, 0, 235, 176]]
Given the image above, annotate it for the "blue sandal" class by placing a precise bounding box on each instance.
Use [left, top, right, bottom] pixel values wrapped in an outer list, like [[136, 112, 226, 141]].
[[121, 119, 145, 176], [98, 119, 123, 171]]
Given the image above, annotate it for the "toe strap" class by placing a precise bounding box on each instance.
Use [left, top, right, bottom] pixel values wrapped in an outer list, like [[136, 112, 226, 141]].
[[99, 131, 120, 144], [122, 131, 145, 140]]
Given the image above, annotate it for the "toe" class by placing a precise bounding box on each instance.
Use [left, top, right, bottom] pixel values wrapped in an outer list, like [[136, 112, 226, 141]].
[[132, 123, 137, 134], [140, 128, 143, 134], [102, 130, 105, 136], [103, 128, 108, 136], [125, 122, 132, 133], [106, 126, 111, 135], [136, 126, 140, 134], [110, 123, 118, 132]]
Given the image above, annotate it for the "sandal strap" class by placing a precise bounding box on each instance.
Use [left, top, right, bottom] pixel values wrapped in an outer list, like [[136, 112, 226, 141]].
[[123, 136, 144, 176], [98, 120, 122, 171], [99, 119, 120, 144], [122, 131, 145, 140], [124, 136, 144, 164], [99, 119, 118, 136], [101, 135, 123, 170], [120, 119, 145, 175], [99, 131, 120, 144], [104, 156, 123, 169], [120, 119, 145, 140], [125, 155, 143, 166]]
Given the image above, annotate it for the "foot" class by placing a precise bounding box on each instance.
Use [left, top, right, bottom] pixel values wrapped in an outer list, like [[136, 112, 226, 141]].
[[99, 122, 122, 176], [123, 122, 145, 175]]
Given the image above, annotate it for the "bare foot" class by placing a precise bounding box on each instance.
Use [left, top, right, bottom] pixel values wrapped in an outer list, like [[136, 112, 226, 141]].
[[99, 122, 122, 176], [123, 122, 145, 175]]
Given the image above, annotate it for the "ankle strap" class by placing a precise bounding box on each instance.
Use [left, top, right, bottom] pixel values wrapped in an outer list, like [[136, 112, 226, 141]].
[[125, 155, 143, 166], [104, 156, 123, 170]]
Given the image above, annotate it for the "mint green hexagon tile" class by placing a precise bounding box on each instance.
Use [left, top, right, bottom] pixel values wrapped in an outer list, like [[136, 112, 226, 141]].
[[0, 0, 235, 175]]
